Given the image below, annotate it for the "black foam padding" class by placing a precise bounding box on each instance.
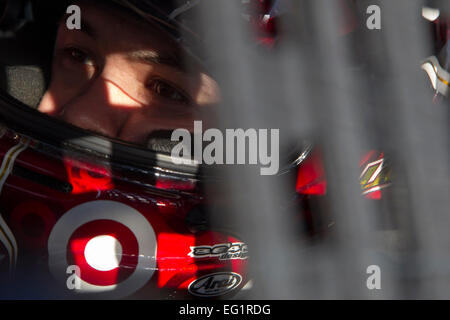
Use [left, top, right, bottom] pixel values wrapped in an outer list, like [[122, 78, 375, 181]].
[[3, 65, 45, 108], [0, 3, 59, 108]]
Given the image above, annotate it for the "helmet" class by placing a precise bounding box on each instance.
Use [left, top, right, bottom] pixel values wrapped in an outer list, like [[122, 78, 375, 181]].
[[0, 0, 302, 299], [0, 0, 387, 299]]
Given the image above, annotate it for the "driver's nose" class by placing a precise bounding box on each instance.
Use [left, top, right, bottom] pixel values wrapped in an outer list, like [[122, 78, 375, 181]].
[[39, 70, 143, 140]]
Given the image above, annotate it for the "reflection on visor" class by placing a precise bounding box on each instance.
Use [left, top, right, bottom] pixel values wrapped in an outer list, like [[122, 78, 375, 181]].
[[422, 55, 450, 96]]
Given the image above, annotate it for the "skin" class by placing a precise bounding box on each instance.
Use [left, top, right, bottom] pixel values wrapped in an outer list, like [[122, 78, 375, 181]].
[[38, 1, 220, 147]]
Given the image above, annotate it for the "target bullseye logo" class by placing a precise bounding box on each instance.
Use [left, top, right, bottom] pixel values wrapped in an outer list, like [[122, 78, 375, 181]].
[[84, 235, 122, 271], [48, 201, 157, 299], [66, 219, 139, 287]]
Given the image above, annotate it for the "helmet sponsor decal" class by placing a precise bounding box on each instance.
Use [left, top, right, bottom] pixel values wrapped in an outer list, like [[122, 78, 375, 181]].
[[359, 152, 392, 199], [188, 242, 248, 260], [48, 200, 157, 299], [188, 272, 242, 297]]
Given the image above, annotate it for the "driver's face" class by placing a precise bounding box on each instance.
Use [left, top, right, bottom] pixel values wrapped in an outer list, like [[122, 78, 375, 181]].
[[38, 1, 220, 146]]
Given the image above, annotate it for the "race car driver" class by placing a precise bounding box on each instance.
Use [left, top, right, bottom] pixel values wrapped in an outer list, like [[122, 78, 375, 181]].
[[0, 0, 275, 299], [37, 0, 221, 146]]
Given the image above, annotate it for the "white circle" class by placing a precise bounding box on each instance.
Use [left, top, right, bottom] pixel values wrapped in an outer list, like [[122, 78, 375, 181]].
[[48, 200, 157, 299], [84, 235, 122, 272]]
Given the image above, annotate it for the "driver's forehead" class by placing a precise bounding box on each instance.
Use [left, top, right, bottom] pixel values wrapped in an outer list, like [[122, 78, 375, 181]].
[[60, 1, 181, 57]]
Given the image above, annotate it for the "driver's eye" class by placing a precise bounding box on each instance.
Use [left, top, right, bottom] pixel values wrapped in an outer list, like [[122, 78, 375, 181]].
[[147, 79, 191, 104], [64, 47, 95, 66]]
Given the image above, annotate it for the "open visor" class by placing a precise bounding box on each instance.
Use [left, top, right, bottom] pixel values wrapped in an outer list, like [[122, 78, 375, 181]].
[[0, 0, 309, 182]]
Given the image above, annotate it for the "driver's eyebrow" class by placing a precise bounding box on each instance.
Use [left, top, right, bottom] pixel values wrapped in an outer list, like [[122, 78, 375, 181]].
[[61, 13, 198, 75], [79, 18, 97, 39], [126, 50, 188, 74]]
